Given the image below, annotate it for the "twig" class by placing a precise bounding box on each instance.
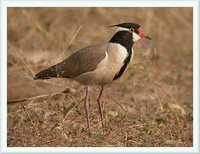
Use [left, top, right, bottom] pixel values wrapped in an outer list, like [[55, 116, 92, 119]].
[[8, 92, 63, 104], [124, 131, 128, 146]]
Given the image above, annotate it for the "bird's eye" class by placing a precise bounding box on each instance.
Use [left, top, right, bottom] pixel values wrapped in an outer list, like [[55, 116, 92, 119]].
[[129, 28, 134, 32]]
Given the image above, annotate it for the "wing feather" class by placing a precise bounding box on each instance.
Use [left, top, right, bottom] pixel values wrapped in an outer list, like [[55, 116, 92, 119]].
[[34, 43, 108, 80]]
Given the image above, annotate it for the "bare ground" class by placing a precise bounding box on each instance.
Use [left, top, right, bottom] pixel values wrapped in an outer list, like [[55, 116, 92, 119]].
[[7, 7, 193, 147]]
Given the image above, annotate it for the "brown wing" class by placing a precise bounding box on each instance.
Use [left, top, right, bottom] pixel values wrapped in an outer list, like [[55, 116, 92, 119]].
[[34, 43, 108, 80]]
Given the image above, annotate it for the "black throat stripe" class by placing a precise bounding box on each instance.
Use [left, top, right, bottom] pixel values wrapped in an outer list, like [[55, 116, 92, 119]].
[[109, 31, 134, 80]]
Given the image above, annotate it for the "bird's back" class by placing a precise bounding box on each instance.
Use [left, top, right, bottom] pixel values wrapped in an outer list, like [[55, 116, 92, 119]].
[[34, 43, 108, 80]]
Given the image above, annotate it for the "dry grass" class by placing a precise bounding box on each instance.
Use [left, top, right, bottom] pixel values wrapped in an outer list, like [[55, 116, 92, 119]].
[[7, 7, 193, 147]]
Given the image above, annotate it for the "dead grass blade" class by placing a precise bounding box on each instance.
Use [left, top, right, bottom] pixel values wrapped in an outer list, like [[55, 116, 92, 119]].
[[61, 94, 85, 123], [8, 42, 35, 78], [20, 8, 55, 46], [56, 24, 83, 61]]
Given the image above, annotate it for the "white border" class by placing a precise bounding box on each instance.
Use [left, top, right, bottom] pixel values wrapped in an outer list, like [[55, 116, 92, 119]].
[[0, 0, 199, 154], [0, 0, 198, 7], [193, 0, 200, 153]]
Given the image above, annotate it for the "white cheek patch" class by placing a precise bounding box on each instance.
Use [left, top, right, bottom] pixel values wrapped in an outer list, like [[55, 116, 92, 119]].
[[132, 32, 141, 42]]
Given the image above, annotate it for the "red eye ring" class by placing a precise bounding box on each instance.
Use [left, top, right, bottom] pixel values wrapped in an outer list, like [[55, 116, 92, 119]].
[[129, 28, 134, 32]]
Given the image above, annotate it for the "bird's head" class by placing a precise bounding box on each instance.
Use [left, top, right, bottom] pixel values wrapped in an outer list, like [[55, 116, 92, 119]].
[[110, 22, 152, 42]]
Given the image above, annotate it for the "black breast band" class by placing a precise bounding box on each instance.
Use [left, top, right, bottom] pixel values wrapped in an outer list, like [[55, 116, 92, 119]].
[[109, 31, 133, 80]]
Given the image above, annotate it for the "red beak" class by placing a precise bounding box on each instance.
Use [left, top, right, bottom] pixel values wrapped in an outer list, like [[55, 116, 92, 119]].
[[137, 27, 152, 40]]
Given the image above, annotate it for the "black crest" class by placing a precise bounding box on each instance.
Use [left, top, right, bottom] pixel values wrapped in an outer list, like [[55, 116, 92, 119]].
[[110, 22, 141, 29]]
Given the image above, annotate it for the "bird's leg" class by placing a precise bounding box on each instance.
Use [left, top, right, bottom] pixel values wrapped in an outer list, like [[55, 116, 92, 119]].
[[84, 86, 90, 133], [97, 86, 105, 128]]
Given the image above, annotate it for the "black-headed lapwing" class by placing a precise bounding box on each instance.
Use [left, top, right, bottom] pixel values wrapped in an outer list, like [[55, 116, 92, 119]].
[[34, 22, 151, 133]]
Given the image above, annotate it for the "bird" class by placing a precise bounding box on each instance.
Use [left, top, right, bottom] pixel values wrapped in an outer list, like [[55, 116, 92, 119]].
[[34, 22, 152, 133]]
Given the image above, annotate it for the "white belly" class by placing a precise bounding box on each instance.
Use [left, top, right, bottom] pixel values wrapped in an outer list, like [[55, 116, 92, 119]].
[[74, 43, 133, 85]]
